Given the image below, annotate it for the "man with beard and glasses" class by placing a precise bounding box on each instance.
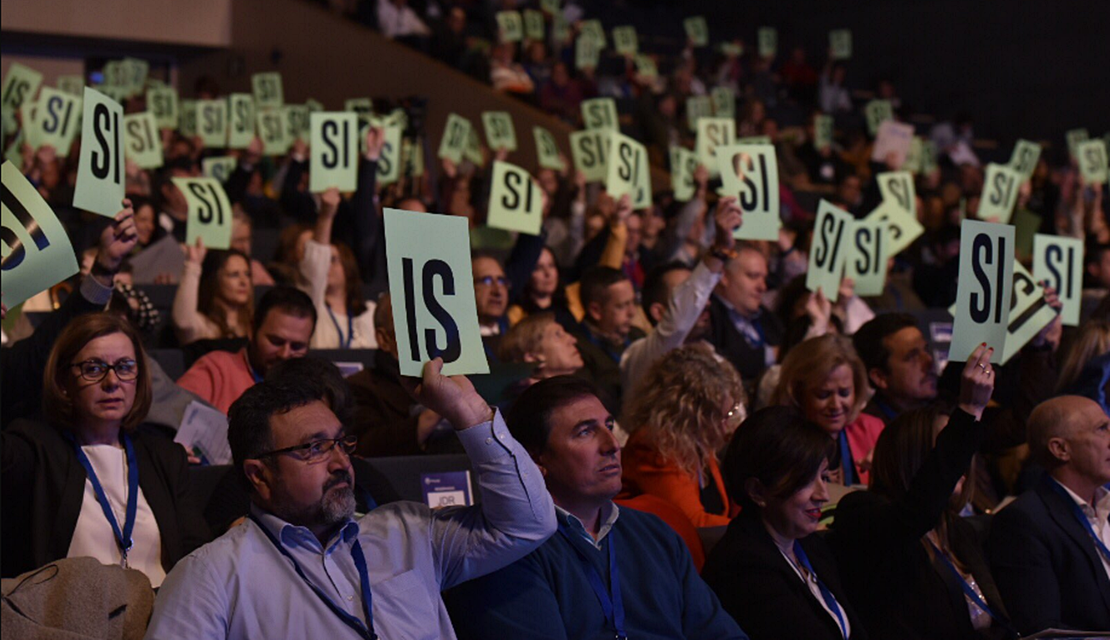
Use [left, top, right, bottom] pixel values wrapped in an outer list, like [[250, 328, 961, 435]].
[[145, 359, 556, 640]]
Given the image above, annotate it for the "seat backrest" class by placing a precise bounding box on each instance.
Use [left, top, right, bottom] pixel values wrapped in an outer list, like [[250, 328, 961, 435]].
[[148, 348, 186, 382]]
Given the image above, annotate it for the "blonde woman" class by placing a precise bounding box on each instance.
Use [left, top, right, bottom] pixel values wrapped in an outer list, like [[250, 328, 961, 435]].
[[772, 334, 885, 486], [1056, 318, 1110, 410], [621, 343, 746, 527]]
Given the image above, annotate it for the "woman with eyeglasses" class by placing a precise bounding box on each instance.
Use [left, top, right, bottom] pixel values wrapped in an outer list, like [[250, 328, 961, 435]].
[[620, 344, 747, 528], [2, 313, 208, 585]]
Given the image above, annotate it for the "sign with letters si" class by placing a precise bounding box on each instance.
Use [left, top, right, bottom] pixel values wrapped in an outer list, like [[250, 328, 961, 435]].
[[605, 132, 651, 210], [73, 87, 125, 217], [1077, 139, 1108, 185], [482, 111, 517, 152], [978, 163, 1022, 224], [310, 112, 359, 193], [122, 112, 163, 170], [488, 161, 543, 235], [950, 219, 1015, 362], [147, 86, 178, 130], [227, 93, 256, 149], [846, 218, 890, 297], [438, 113, 471, 164], [33, 87, 81, 155], [2, 161, 79, 306], [670, 146, 699, 202], [1033, 234, 1083, 326], [384, 208, 489, 377], [581, 98, 618, 132], [1008, 139, 1041, 181], [196, 99, 228, 148], [534, 126, 565, 171], [375, 125, 403, 186], [696, 117, 735, 179], [1, 63, 43, 135], [717, 144, 780, 241], [202, 156, 236, 184], [252, 72, 284, 110], [258, 108, 290, 156], [807, 201, 854, 303], [174, 177, 233, 250], [570, 129, 609, 183], [999, 261, 1058, 365]]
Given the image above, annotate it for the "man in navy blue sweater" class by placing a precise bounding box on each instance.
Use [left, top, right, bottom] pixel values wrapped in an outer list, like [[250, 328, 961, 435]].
[[445, 376, 747, 639]]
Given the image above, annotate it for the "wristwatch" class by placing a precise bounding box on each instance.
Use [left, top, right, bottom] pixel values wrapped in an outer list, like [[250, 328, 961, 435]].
[[709, 246, 738, 262]]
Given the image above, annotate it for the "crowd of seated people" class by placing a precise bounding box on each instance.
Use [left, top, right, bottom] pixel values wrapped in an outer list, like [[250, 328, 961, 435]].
[[2, 4, 1109, 638]]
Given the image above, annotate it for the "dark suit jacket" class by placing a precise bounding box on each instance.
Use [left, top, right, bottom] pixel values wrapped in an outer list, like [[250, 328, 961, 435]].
[[707, 296, 783, 396], [989, 474, 1110, 635], [573, 323, 645, 413], [830, 410, 1015, 640], [1, 419, 210, 579], [703, 514, 867, 640]]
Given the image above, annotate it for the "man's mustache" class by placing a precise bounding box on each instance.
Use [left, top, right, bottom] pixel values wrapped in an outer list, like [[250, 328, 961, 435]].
[[325, 470, 353, 491]]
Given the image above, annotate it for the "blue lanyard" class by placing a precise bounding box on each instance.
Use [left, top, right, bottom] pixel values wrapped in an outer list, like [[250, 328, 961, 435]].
[[327, 304, 354, 350], [925, 539, 1008, 628], [837, 430, 859, 485], [558, 523, 626, 640], [583, 329, 629, 365], [67, 432, 139, 568], [244, 350, 264, 384], [872, 397, 897, 421], [249, 514, 377, 640], [792, 542, 848, 639], [1049, 480, 1110, 563]]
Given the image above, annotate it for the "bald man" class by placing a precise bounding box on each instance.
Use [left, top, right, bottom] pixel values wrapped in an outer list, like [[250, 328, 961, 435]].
[[988, 396, 1110, 635]]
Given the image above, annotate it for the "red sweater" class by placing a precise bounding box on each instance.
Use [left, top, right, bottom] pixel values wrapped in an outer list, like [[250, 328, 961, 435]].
[[176, 348, 257, 415]]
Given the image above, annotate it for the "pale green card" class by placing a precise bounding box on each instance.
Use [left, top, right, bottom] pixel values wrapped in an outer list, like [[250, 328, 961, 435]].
[[464, 127, 485, 167], [402, 138, 425, 177], [57, 75, 85, 97], [669, 146, 699, 202], [865, 199, 924, 257], [102, 61, 126, 89], [903, 137, 924, 174], [384, 208, 489, 377], [606, 131, 651, 209], [613, 26, 638, 55], [147, 86, 178, 129], [121, 58, 149, 97], [376, 125, 403, 186], [1076, 139, 1108, 184], [196, 100, 228, 148], [738, 136, 772, 145], [285, 105, 310, 143], [757, 27, 777, 58], [174, 177, 233, 250], [814, 114, 834, 152], [807, 200, 854, 302], [865, 100, 893, 137], [179, 101, 197, 137], [258, 108, 290, 155], [123, 112, 163, 169], [979, 163, 1022, 224], [711, 87, 735, 119], [1065, 128, 1088, 160], [847, 218, 890, 296], [949, 219, 1015, 362], [488, 161, 544, 235], [252, 72, 284, 109], [1000, 261, 1057, 365], [540, 0, 561, 13], [34, 88, 81, 155], [73, 87, 125, 217], [1033, 234, 1083, 326], [1, 161, 79, 307], [684, 17, 709, 47], [202, 156, 237, 184], [581, 98, 618, 131], [310, 112, 359, 192], [552, 13, 570, 43], [305, 99, 324, 114], [227, 94, 255, 149], [719, 42, 743, 57], [496, 11, 524, 42], [576, 35, 601, 70], [829, 30, 852, 60], [696, 117, 735, 179], [1008, 139, 1041, 181], [876, 171, 915, 215], [686, 95, 713, 132], [580, 20, 607, 48], [921, 139, 938, 174], [482, 111, 517, 151], [524, 9, 545, 40], [717, 144, 781, 241], [438, 113, 471, 163], [534, 126, 565, 170], [2, 63, 43, 133], [634, 55, 658, 79], [345, 98, 373, 122], [570, 129, 609, 183]]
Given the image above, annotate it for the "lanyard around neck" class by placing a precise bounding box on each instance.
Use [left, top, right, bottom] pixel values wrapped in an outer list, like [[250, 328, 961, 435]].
[[1049, 480, 1110, 563], [327, 304, 354, 350], [837, 430, 859, 486], [925, 538, 1010, 631], [249, 514, 376, 640], [67, 432, 139, 568], [792, 541, 848, 639], [557, 522, 626, 640]]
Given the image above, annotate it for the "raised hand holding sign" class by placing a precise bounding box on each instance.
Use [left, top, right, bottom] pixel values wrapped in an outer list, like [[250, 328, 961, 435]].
[[1076, 139, 1108, 185], [175, 177, 233, 250], [73, 87, 126, 217], [2, 161, 79, 306], [684, 16, 708, 47], [1033, 234, 1083, 326], [717, 143, 780, 240], [950, 219, 1015, 361], [310, 112, 359, 193]]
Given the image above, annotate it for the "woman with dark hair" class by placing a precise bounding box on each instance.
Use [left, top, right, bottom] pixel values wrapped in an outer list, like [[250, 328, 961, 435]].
[[171, 239, 254, 345], [830, 344, 1017, 639], [1, 313, 208, 585], [703, 406, 865, 639], [507, 246, 578, 331]]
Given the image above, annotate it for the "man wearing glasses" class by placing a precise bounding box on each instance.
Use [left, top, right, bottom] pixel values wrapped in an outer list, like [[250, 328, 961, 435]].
[[145, 358, 557, 639]]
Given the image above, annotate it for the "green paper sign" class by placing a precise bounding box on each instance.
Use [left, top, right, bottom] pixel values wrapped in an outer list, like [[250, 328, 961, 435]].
[[686, 95, 713, 132], [634, 55, 658, 79], [464, 127, 485, 167], [847, 218, 890, 297], [102, 61, 126, 89], [1000, 262, 1058, 365], [482, 111, 517, 151], [979, 163, 1022, 224], [576, 35, 601, 70], [34, 88, 81, 155], [717, 144, 780, 241], [540, 0, 561, 14], [570, 129, 609, 183], [179, 101, 197, 137], [950, 219, 1015, 361], [438, 113, 471, 163], [73, 87, 125, 217], [121, 58, 149, 97], [876, 171, 915, 216], [376, 125, 403, 186], [903, 136, 924, 174], [57, 75, 85, 97], [606, 131, 651, 209], [257, 108, 290, 156], [1, 161, 80, 307], [488, 161, 544, 235], [524, 9, 545, 41], [669, 146, 699, 202], [814, 114, 834, 152], [757, 27, 777, 58], [175, 177, 233, 250], [921, 139, 938, 174], [147, 86, 178, 130], [612, 26, 638, 55], [227, 93, 256, 149], [196, 99, 228, 148], [345, 98, 373, 122], [865, 199, 923, 257], [1008, 139, 1041, 181], [285, 104, 310, 143], [310, 112, 359, 192], [305, 99, 324, 114], [696, 117, 735, 179], [1033, 234, 1083, 326], [552, 13, 570, 43], [252, 72, 284, 109], [580, 20, 607, 48], [534, 126, 565, 171], [1076, 139, 1108, 184], [384, 208, 489, 377], [865, 100, 893, 137], [719, 42, 743, 57], [123, 112, 163, 169], [2, 63, 43, 134], [1065, 128, 1088, 160], [711, 87, 735, 119], [202, 156, 237, 184], [807, 200, 854, 302], [581, 98, 618, 131], [496, 11, 524, 42], [684, 16, 709, 47], [829, 30, 852, 60]]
